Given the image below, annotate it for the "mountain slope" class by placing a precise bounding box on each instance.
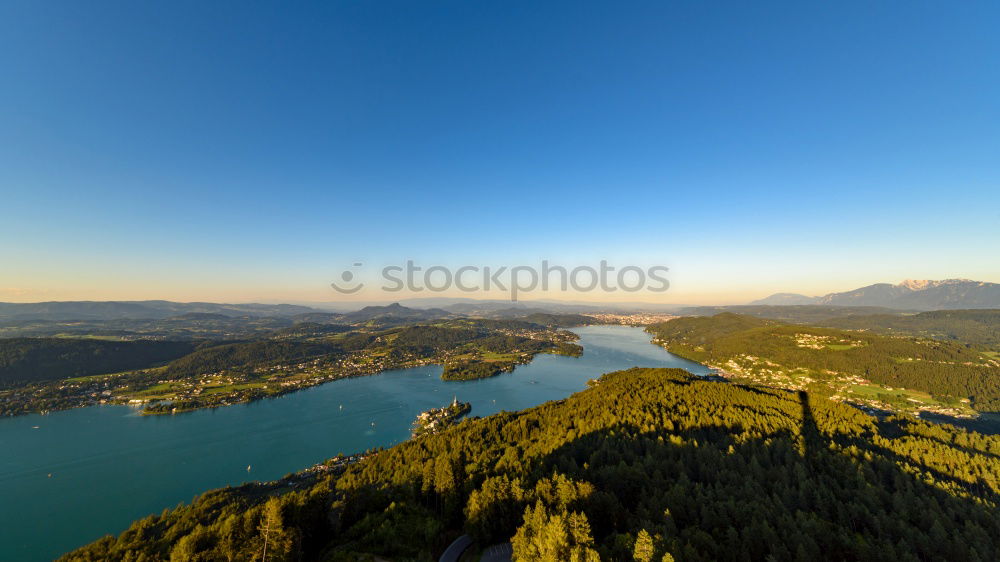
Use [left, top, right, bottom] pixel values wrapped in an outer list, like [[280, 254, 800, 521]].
[[753, 279, 1000, 310], [64, 368, 1000, 561], [821, 279, 1000, 309]]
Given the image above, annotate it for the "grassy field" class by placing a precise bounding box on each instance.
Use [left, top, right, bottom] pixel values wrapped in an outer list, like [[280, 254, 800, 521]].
[[52, 334, 127, 341], [64, 367, 158, 383], [202, 382, 267, 395], [480, 351, 521, 361]]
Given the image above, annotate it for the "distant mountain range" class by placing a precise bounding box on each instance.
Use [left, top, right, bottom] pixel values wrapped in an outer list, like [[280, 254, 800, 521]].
[[748, 293, 821, 306], [0, 298, 631, 323], [337, 302, 453, 325], [0, 300, 460, 326], [323, 298, 687, 314], [4, 280, 996, 323], [752, 279, 1000, 310], [0, 301, 320, 321]]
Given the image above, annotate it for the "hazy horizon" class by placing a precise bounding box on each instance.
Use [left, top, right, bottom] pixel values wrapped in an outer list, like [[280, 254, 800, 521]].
[[3, 266, 998, 308], [1, 276, 997, 309]]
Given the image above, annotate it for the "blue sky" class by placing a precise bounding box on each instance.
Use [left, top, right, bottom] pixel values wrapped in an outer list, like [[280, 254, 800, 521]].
[[1, 1, 998, 304]]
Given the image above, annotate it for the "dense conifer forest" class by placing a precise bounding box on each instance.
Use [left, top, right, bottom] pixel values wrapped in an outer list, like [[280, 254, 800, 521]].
[[0, 338, 196, 388], [64, 368, 1000, 561]]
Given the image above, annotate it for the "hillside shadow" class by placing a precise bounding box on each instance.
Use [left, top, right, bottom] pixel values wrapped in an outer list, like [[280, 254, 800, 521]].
[[798, 390, 819, 460], [509, 423, 997, 560], [450, 389, 1000, 560], [797, 390, 997, 500]]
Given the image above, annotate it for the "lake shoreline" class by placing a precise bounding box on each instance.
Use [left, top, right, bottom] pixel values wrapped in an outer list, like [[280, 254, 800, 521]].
[[0, 326, 710, 561]]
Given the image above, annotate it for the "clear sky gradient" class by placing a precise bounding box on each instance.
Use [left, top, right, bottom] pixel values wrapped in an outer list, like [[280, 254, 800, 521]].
[[2, 1, 998, 305]]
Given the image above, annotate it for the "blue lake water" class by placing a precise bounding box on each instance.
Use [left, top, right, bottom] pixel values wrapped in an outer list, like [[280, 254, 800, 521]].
[[0, 326, 708, 560]]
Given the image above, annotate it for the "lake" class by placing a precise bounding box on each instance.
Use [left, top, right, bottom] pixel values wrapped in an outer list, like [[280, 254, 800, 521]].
[[0, 326, 709, 560]]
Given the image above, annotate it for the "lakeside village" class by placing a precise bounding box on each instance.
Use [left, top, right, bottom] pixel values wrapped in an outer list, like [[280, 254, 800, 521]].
[[587, 312, 678, 325], [138, 354, 415, 415], [0, 351, 429, 417], [237, 451, 376, 496], [411, 396, 472, 438]]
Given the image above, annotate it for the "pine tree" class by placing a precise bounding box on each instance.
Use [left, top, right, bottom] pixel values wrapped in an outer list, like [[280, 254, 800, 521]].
[[633, 529, 655, 562]]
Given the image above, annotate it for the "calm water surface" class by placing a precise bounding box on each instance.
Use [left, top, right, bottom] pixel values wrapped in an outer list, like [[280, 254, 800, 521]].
[[0, 326, 708, 560]]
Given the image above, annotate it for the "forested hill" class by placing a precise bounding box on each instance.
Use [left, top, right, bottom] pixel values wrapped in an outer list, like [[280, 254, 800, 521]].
[[65, 368, 1000, 561], [0, 338, 196, 388], [648, 313, 1000, 412], [821, 309, 1000, 348], [675, 307, 1000, 349], [679, 305, 900, 324]]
